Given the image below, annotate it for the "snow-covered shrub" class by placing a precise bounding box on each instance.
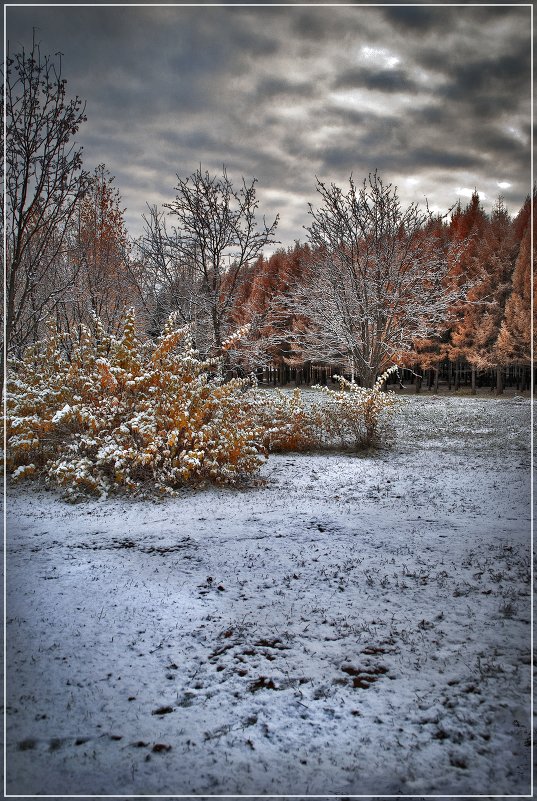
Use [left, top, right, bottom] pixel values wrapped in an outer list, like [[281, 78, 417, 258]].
[[255, 367, 398, 453], [313, 367, 399, 449], [255, 387, 323, 452], [7, 312, 266, 495]]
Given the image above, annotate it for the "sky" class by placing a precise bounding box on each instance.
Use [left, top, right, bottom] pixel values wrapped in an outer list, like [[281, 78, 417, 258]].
[[6, 2, 532, 247]]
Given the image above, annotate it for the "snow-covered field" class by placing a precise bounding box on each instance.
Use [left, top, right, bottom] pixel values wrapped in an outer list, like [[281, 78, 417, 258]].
[[5, 393, 532, 797]]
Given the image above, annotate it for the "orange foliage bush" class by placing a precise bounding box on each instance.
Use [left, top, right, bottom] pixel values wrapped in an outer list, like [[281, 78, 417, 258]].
[[7, 311, 399, 496], [7, 311, 266, 496]]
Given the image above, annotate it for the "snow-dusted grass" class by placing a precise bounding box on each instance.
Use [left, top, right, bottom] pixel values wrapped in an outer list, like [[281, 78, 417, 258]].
[[5, 394, 531, 796]]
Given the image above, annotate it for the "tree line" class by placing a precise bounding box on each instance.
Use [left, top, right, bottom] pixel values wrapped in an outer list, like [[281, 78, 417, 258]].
[[229, 186, 533, 394], [4, 42, 533, 395]]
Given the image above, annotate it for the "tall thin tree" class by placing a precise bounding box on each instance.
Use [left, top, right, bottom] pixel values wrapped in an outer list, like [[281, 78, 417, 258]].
[[4, 38, 89, 372], [164, 166, 279, 358]]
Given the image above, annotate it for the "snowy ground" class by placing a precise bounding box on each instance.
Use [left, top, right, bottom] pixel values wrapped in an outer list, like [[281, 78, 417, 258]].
[[5, 393, 532, 797]]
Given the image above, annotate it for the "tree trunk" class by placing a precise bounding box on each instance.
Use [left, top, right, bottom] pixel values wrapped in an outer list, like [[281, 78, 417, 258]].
[[454, 359, 460, 391], [415, 367, 422, 394], [495, 365, 504, 395], [471, 365, 476, 395], [0, 352, 4, 405]]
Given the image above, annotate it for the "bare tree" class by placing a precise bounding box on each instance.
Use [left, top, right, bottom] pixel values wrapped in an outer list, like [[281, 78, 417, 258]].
[[163, 166, 279, 356], [298, 172, 459, 387], [134, 204, 202, 338], [4, 38, 89, 366]]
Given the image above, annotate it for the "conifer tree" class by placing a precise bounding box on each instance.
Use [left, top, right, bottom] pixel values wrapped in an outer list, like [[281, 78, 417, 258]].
[[495, 195, 534, 374], [60, 165, 132, 336], [452, 197, 517, 393], [230, 244, 311, 377], [448, 192, 490, 392]]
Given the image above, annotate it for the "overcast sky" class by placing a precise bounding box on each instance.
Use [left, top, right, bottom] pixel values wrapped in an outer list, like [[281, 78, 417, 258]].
[[6, 3, 532, 246]]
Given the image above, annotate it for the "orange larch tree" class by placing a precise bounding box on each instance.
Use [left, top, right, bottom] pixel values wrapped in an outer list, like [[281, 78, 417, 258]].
[[62, 165, 132, 336], [495, 194, 534, 384], [476, 199, 517, 390], [448, 192, 490, 392], [455, 198, 517, 393], [226, 244, 312, 379], [408, 213, 455, 392]]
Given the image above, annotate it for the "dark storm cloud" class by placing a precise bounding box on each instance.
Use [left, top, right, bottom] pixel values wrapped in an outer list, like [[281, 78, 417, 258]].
[[6, 4, 531, 243], [255, 77, 316, 101], [407, 106, 528, 163], [334, 66, 419, 94], [446, 51, 530, 96], [381, 7, 438, 32], [404, 148, 485, 171], [289, 9, 345, 42], [320, 141, 483, 176]]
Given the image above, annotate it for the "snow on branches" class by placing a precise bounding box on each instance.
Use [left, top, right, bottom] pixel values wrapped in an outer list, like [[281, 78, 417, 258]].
[[7, 311, 399, 496], [258, 367, 399, 453], [314, 367, 399, 449], [7, 311, 266, 496], [298, 172, 464, 387]]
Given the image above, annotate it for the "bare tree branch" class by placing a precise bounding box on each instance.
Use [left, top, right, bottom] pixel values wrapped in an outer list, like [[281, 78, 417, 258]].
[[163, 166, 279, 357], [295, 172, 463, 386], [4, 37, 89, 365]]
